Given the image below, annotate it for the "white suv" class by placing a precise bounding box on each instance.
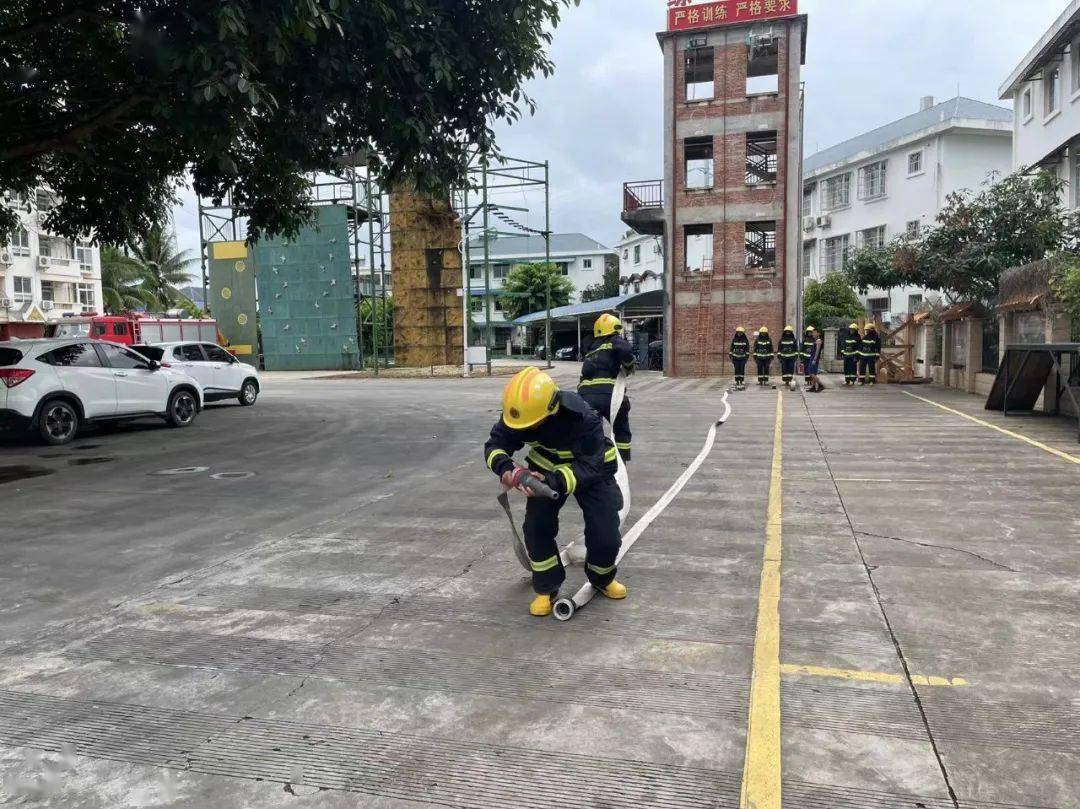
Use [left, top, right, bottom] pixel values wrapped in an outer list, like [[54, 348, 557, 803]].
[[0, 339, 204, 445], [154, 341, 260, 406]]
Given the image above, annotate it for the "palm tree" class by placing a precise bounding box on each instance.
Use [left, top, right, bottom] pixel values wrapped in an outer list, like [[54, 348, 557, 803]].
[[128, 223, 199, 311], [99, 246, 154, 313]]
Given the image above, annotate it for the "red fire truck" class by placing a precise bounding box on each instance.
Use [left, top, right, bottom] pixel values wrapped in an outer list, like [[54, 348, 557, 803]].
[[45, 313, 221, 346]]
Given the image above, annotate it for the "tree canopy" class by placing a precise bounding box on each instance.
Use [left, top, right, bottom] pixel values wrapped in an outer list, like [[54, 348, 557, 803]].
[[803, 272, 866, 328], [98, 223, 198, 313], [0, 0, 577, 246], [846, 169, 1080, 304], [500, 262, 573, 321]]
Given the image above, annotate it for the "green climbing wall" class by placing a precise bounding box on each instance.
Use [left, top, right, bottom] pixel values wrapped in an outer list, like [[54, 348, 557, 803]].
[[252, 205, 360, 371], [207, 241, 258, 360]]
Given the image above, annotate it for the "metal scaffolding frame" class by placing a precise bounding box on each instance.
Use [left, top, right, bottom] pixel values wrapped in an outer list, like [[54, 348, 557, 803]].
[[452, 154, 552, 377], [196, 165, 389, 370]]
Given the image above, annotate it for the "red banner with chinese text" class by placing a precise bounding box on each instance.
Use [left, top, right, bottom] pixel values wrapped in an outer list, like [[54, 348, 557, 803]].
[[667, 0, 798, 32]]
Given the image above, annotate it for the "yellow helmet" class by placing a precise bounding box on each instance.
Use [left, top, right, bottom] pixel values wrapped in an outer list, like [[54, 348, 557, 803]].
[[849, 323, 859, 330], [759, 326, 769, 334], [784, 324, 794, 332], [805, 326, 815, 333], [502, 367, 559, 430], [594, 313, 623, 338], [735, 326, 746, 333]]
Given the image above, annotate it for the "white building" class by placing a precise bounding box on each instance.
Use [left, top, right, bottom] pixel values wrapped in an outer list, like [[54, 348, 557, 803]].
[[466, 232, 616, 345], [1, 188, 103, 337], [615, 229, 663, 295], [999, 0, 1080, 210], [802, 96, 1013, 321]]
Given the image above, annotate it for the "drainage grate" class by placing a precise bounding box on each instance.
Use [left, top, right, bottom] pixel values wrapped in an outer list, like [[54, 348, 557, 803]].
[[74, 628, 750, 721], [0, 690, 741, 807]]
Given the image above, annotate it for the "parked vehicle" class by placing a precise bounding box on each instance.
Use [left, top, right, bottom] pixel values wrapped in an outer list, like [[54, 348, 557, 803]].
[[47, 313, 220, 348], [0, 338, 203, 445], [554, 345, 579, 361], [147, 341, 260, 406]]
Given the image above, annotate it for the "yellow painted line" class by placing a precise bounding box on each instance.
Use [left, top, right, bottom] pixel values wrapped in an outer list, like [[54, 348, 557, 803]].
[[740, 391, 783, 809], [780, 663, 969, 688], [903, 391, 1080, 465]]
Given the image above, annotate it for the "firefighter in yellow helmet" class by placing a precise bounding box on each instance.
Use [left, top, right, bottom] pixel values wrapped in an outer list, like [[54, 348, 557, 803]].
[[729, 326, 750, 390], [842, 323, 861, 385], [777, 325, 800, 390], [578, 313, 635, 461], [752, 326, 775, 386], [485, 367, 626, 616]]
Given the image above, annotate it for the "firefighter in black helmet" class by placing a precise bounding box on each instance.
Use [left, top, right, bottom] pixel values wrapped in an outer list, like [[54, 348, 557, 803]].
[[753, 326, 774, 386], [730, 326, 750, 390]]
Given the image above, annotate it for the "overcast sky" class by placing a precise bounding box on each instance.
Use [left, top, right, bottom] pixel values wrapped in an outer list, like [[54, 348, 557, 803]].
[[172, 0, 1066, 265]]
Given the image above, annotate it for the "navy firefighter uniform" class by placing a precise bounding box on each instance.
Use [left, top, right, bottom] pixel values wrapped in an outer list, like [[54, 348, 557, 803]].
[[859, 325, 882, 385], [777, 326, 799, 386], [730, 327, 750, 389], [753, 327, 775, 385], [485, 367, 627, 616], [578, 313, 635, 461], [842, 324, 861, 385], [800, 327, 816, 386]]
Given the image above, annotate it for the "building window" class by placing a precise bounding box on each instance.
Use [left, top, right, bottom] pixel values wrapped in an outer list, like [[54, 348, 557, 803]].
[[471, 297, 483, 313], [907, 294, 923, 314], [77, 283, 96, 309], [907, 150, 923, 175], [746, 33, 779, 95], [802, 184, 814, 217], [10, 226, 30, 256], [76, 241, 93, 271], [822, 174, 851, 210], [822, 234, 850, 273], [906, 220, 921, 238], [858, 225, 886, 250], [745, 131, 778, 186], [40, 280, 55, 302], [1073, 39, 1080, 96], [493, 263, 510, 280], [802, 240, 816, 279], [1072, 152, 1080, 209], [1045, 66, 1061, 116], [492, 297, 504, 312], [582, 258, 592, 269], [684, 224, 713, 272], [633, 245, 641, 264], [684, 137, 714, 189], [13, 276, 32, 302], [38, 236, 73, 260], [634, 280, 642, 293], [622, 249, 629, 260], [745, 221, 777, 269], [868, 297, 889, 318], [555, 262, 570, 276], [1022, 87, 1033, 120], [685, 46, 714, 101], [858, 160, 888, 201]]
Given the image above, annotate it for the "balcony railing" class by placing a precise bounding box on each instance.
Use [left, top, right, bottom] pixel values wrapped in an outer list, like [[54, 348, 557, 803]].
[[623, 180, 663, 213]]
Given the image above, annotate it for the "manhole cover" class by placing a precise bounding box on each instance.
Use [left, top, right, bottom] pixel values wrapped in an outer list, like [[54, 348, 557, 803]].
[[211, 472, 256, 480], [151, 466, 210, 476]]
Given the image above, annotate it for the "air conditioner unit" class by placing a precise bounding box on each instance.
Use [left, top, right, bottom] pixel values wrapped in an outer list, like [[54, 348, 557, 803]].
[[688, 36, 708, 48], [816, 215, 832, 229], [802, 216, 816, 232], [0, 250, 12, 264], [38, 255, 50, 268], [41, 300, 54, 311], [0, 298, 11, 308]]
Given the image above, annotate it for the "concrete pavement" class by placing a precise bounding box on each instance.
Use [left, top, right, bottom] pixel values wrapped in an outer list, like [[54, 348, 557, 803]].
[[1, 370, 1077, 807]]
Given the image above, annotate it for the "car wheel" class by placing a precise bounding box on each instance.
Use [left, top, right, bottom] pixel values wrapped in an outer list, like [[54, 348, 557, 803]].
[[238, 379, 258, 407], [166, 390, 198, 428], [39, 399, 79, 445]]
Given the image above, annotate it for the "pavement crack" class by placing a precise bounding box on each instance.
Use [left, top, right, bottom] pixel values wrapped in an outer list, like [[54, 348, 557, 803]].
[[854, 530, 1017, 571], [799, 390, 961, 809]]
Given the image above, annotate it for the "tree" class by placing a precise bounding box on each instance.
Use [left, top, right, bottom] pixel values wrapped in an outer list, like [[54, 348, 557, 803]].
[[846, 169, 1080, 304], [580, 258, 620, 303], [1049, 252, 1080, 341], [0, 0, 578, 247], [99, 246, 154, 313], [803, 273, 866, 328], [126, 223, 199, 310], [358, 296, 394, 357], [500, 262, 573, 321]]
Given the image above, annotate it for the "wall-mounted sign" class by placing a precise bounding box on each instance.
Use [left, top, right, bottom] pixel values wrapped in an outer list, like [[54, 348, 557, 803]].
[[667, 0, 797, 31]]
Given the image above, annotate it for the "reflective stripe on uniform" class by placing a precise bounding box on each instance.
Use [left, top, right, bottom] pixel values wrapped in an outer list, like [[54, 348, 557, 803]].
[[529, 441, 574, 459], [486, 449, 509, 470], [530, 554, 561, 573], [586, 343, 613, 357], [615, 441, 631, 450], [526, 450, 558, 471], [604, 447, 618, 462], [586, 562, 616, 575], [579, 377, 617, 387], [558, 466, 577, 495]]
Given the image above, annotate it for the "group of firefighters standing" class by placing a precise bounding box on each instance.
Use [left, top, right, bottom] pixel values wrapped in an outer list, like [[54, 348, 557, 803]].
[[730, 323, 882, 391]]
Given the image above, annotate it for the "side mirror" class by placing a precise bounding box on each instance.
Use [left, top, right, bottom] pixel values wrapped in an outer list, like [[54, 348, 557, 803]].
[[148, 360, 161, 371]]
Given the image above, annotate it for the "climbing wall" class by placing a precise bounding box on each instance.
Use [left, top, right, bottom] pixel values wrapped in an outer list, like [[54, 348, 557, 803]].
[[252, 205, 360, 371], [207, 241, 258, 360], [389, 189, 464, 367]]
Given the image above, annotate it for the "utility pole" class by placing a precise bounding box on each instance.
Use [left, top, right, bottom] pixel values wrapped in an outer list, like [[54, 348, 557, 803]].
[[482, 159, 493, 377], [544, 160, 552, 371]]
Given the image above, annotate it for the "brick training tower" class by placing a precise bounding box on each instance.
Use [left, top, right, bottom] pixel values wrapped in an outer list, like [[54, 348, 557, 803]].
[[625, 2, 806, 377]]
